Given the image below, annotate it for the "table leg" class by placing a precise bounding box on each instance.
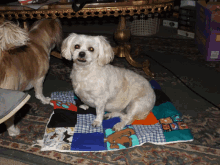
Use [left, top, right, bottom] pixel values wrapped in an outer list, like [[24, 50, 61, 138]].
[[51, 51, 62, 59], [113, 16, 154, 78], [23, 21, 28, 30]]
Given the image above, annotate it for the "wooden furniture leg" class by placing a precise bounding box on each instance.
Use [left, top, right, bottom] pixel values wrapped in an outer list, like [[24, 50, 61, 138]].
[[113, 16, 155, 78], [23, 21, 28, 30], [51, 51, 62, 59]]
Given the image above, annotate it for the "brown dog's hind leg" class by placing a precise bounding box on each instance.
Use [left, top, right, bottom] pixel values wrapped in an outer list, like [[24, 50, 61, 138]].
[[33, 76, 51, 105]]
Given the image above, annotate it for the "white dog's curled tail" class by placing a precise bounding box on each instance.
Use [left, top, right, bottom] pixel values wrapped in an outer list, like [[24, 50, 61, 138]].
[[0, 18, 29, 52]]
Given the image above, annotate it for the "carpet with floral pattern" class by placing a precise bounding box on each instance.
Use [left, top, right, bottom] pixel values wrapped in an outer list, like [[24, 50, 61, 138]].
[[0, 35, 220, 164]]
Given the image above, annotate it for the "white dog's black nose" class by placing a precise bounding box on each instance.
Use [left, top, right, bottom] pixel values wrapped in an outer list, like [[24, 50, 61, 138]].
[[79, 51, 85, 58]]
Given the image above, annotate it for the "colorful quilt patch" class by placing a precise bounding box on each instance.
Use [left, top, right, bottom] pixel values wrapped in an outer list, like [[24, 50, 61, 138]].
[[104, 126, 139, 150], [38, 80, 193, 152], [47, 109, 77, 128], [102, 117, 121, 129], [74, 114, 103, 133], [159, 115, 188, 132], [50, 100, 77, 112], [51, 91, 76, 104], [71, 133, 105, 151], [43, 127, 75, 151], [131, 112, 158, 125], [132, 124, 166, 144]]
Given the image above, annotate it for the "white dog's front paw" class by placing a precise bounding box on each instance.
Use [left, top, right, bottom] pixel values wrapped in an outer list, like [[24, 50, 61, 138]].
[[92, 120, 102, 127], [113, 122, 126, 132], [79, 104, 89, 110], [104, 113, 113, 120], [7, 126, 20, 136]]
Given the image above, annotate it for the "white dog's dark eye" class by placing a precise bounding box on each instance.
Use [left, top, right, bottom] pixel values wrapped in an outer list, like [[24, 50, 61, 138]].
[[75, 45, 80, 49], [88, 47, 94, 52]]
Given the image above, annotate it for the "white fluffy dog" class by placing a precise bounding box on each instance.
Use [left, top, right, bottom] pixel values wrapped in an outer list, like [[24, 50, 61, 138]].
[[61, 33, 156, 131]]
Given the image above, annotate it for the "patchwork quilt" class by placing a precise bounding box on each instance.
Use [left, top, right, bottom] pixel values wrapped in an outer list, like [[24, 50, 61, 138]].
[[39, 80, 193, 152]]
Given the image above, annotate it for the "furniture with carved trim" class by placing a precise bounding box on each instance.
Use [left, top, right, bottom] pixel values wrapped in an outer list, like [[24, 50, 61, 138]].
[[0, 0, 174, 77]]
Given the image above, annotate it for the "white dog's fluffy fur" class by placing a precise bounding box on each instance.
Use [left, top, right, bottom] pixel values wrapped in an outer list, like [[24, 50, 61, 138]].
[[62, 33, 156, 131]]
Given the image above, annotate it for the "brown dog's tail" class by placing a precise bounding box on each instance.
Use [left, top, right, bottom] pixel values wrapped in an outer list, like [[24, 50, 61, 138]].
[[0, 19, 29, 52]]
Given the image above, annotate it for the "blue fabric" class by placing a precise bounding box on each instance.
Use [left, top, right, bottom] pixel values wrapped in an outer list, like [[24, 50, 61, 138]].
[[102, 117, 121, 129], [71, 133, 105, 151], [150, 80, 161, 90]]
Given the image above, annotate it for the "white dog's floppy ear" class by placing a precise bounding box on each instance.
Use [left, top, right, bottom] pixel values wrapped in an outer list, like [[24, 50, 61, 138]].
[[96, 36, 114, 66], [61, 33, 78, 60]]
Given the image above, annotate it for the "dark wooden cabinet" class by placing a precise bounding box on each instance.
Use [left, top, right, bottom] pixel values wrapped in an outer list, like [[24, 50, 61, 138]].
[[178, 6, 196, 33]]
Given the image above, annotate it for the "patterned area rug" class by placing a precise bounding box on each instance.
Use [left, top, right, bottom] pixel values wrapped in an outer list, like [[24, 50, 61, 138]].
[[0, 35, 220, 164]]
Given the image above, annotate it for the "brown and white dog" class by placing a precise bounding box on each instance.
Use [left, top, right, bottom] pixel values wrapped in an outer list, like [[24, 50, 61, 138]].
[[0, 18, 62, 136]]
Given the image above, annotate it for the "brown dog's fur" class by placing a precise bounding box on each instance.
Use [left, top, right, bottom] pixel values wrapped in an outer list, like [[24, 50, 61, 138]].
[[0, 19, 62, 92], [0, 18, 62, 136]]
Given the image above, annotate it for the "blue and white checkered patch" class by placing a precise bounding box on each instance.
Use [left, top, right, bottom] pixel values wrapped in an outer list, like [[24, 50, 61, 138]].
[[133, 123, 166, 144], [51, 91, 76, 104], [74, 114, 103, 133]]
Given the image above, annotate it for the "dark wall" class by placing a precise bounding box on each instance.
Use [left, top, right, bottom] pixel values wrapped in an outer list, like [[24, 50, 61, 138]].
[[0, 0, 17, 5]]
